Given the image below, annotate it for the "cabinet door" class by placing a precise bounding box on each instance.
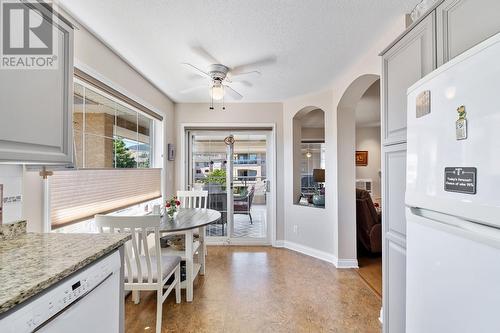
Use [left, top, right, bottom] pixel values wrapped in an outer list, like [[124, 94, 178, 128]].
[[0, 9, 73, 164], [384, 238, 406, 333], [437, 0, 500, 65], [382, 144, 407, 238], [382, 143, 407, 333], [382, 13, 436, 145]]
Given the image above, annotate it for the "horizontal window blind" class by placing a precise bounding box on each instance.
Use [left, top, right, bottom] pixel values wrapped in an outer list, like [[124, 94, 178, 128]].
[[50, 169, 161, 228], [74, 68, 163, 121]]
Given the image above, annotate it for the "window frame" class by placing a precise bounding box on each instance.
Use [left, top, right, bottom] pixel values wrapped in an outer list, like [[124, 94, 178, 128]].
[[73, 77, 156, 169]]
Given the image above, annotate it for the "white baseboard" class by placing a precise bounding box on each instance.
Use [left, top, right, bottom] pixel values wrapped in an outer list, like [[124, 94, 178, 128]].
[[274, 240, 285, 248], [281, 241, 358, 268], [283, 241, 336, 263], [334, 258, 359, 269], [206, 238, 358, 269]]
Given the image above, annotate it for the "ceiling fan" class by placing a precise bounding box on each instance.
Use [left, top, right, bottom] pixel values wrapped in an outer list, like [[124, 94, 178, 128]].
[[180, 46, 276, 104]]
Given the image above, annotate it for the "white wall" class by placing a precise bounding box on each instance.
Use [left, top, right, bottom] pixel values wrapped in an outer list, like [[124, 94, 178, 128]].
[[284, 90, 335, 257], [356, 127, 381, 199], [281, 17, 406, 266], [0, 165, 23, 224], [22, 12, 176, 232], [174, 102, 285, 241], [332, 18, 406, 263]]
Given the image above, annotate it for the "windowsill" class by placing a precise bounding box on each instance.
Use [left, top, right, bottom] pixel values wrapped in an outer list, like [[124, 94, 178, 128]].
[[293, 203, 325, 209]]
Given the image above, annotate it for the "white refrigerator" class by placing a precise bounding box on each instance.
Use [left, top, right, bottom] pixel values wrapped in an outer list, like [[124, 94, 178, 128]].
[[406, 32, 500, 333]]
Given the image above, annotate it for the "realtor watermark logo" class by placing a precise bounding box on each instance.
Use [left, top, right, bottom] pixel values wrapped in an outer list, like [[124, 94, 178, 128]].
[[0, 0, 59, 69]]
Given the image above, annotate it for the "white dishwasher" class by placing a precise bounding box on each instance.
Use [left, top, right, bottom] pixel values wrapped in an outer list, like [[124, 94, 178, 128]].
[[0, 250, 121, 333]]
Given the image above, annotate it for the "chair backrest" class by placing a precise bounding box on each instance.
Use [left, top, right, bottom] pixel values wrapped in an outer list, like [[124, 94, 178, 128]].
[[95, 214, 162, 284], [247, 186, 255, 208], [177, 190, 208, 208]]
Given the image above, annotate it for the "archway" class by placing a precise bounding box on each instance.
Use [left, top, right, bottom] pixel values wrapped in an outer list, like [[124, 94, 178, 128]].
[[336, 74, 380, 264]]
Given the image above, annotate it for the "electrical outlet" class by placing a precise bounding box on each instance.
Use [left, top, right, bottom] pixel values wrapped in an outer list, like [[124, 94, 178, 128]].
[[293, 225, 298, 234]]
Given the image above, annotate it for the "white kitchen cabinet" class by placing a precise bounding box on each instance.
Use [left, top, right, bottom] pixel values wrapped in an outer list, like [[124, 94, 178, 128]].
[[437, 0, 500, 65], [381, 143, 407, 333], [382, 144, 408, 238], [381, 13, 436, 145], [385, 238, 407, 333], [0, 6, 74, 164]]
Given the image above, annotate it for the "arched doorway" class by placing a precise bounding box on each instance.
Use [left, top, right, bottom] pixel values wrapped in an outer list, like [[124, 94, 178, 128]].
[[336, 74, 380, 266]]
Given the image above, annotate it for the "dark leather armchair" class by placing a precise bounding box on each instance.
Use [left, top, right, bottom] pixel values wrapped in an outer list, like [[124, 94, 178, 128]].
[[356, 188, 382, 254]]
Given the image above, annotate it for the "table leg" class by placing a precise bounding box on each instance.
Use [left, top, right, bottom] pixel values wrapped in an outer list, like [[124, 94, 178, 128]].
[[132, 290, 140, 304], [199, 226, 206, 275], [185, 230, 194, 302]]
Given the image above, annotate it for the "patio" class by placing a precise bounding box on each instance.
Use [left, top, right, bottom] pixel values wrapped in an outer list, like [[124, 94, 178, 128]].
[[206, 204, 267, 238]]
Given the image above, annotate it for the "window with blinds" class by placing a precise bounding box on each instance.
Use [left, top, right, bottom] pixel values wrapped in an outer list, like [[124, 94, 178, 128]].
[[50, 169, 161, 228], [49, 71, 164, 229]]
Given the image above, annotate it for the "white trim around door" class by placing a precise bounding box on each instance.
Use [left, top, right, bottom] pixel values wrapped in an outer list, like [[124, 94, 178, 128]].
[[179, 123, 278, 247]]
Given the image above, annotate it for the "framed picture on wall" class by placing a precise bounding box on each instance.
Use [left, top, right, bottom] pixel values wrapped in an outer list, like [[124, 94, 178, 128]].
[[356, 151, 368, 166]]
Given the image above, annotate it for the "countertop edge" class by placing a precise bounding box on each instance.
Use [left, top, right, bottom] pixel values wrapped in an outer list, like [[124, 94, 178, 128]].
[[0, 234, 130, 316]]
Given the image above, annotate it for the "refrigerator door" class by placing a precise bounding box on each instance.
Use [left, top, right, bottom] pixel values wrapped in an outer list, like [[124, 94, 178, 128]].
[[406, 33, 500, 228], [406, 208, 500, 333]]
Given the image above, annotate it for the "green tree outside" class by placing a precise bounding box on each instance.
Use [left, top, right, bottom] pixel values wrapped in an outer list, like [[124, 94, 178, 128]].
[[113, 138, 136, 168]]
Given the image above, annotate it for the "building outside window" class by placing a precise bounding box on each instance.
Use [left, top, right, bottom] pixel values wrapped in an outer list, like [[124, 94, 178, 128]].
[[73, 81, 153, 169]]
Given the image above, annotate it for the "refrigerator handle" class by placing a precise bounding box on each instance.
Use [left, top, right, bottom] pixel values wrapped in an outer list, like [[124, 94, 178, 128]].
[[409, 207, 500, 249]]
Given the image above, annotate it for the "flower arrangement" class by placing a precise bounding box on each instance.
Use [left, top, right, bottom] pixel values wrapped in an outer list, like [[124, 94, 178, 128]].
[[166, 196, 181, 218]]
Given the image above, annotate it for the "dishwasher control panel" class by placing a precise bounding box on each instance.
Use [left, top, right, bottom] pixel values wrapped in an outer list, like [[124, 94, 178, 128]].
[[0, 250, 121, 333]]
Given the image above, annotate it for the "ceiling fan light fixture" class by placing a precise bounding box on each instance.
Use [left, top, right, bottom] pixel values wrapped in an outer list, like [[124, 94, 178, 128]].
[[210, 84, 224, 100]]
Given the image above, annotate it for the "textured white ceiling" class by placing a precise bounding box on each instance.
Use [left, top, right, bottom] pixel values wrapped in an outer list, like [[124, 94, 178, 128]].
[[59, 0, 418, 103]]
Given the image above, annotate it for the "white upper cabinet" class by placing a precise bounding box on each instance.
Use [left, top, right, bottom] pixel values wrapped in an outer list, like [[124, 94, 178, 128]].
[[437, 0, 500, 66], [381, 13, 436, 146], [0, 4, 74, 164]]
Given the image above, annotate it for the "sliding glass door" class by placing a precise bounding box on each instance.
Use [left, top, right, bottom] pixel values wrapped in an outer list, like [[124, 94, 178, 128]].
[[187, 129, 272, 244]]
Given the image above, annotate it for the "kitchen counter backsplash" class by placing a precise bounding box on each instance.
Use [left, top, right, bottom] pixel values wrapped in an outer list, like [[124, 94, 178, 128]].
[[0, 220, 26, 240]]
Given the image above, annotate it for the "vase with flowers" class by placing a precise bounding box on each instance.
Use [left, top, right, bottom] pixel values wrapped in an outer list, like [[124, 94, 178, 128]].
[[166, 196, 181, 219]]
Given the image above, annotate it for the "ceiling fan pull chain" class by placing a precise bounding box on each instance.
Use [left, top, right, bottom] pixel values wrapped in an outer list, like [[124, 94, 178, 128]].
[[210, 85, 214, 110], [222, 87, 226, 111]]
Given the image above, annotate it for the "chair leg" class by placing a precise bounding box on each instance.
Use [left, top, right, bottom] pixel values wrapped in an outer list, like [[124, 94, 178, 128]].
[[249, 212, 253, 224], [175, 265, 181, 304], [156, 289, 163, 333]]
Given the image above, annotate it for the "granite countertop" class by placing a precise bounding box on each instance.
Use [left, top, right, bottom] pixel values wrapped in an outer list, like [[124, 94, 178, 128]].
[[0, 232, 130, 315]]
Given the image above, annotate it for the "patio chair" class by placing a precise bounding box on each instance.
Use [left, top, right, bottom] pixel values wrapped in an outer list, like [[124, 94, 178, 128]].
[[95, 215, 181, 333], [234, 186, 255, 224]]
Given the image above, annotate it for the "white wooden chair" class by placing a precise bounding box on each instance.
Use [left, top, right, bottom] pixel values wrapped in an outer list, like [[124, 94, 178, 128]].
[[95, 215, 181, 333], [176, 190, 208, 255], [176, 190, 208, 208]]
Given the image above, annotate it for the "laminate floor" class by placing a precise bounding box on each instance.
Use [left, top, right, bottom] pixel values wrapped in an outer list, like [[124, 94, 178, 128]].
[[125, 246, 382, 333]]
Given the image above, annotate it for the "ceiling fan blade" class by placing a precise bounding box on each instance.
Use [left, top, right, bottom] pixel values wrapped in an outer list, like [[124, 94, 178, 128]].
[[230, 71, 261, 79], [180, 85, 207, 94], [231, 55, 277, 75], [181, 62, 210, 79], [224, 85, 243, 100], [231, 79, 253, 87], [190, 45, 221, 64]]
